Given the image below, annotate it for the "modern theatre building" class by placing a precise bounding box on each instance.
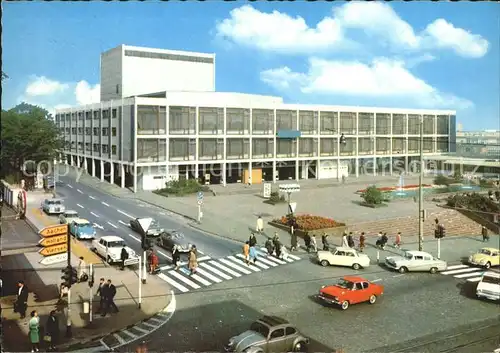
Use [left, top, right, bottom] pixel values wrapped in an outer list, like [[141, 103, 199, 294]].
[[56, 45, 457, 192]]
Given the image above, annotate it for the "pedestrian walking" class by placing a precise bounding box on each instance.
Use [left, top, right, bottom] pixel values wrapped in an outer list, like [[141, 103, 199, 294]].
[[359, 232, 366, 252], [310, 234, 318, 252], [347, 232, 355, 248], [394, 232, 402, 248], [481, 226, 489, 242], [304, 233, 312, 252], [321, 232, 330, 251], [256, 216, 264, 234], [172, 245, 181, 270], [265, 238, 274, 255], [44, 310, 59, 351], [274, 238, 282, 258], [249, 245, 258, 265], [243, 241, 250, 265], [104, 279, 118, 315], [28, 310, 40, 352], [290, 230, 298, 251], [188, 248, 198, 275], [15, 280, 29, 319], [249, 233, 257, 247], [78, 256, 88, 282], [120, 245, 129, 270], [341, 232, 349, 248], [149, 251, 159, 274], [280, 244, 290, 261], [96, 278, 107, 314]]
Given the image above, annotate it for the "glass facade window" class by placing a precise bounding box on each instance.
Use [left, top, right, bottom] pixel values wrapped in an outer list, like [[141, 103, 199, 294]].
[[299, 138, 317, 157], [358, 113, 374, 135], [392, 114, 406, 134], [408, 139, 419, 153], [408, 114, 421, 135], [437, 115, 449, 135], [376, 113, 391, 135], [437, 137, 449, 152], [252, 138, 273, 158], [276, 110, 297, 130], [226, 139, 250, 159], [252, 109, 273, 135], [199, 107, 224, 135], [299, 111, 318, 135], [169, 106, 196, 135], [199, 138, 223, 160], [423, 115, 435, 135], [358, 138, 374, 155], [276, 139, 296, 158], [169, 138, 195, 161], [320, 138, 337, 156], [320, 111, 338, 134], [137, 106, 166, 135], [423, 137, 434, 152], [376, 138, 390, 154], [339, 112, 356, 134], [392, 138, 405, 154], [340, 137, 356, 156], [226, 108, 250, 135], [137, 139, 166, 162]]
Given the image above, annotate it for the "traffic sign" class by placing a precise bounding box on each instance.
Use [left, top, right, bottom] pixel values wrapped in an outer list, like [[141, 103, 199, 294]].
[[197, 191, 204, 200], [39, 244, 68, 257], [39, 224, 68, 238], [197, 199, 203, 205], [39, 253, 68, 266], [38, 234, 68, 247]]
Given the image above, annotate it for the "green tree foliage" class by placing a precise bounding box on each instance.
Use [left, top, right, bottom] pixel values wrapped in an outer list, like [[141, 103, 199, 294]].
[[434, 174, 452, 186], [1, 103, 63, 181], [1, 71, 8, 81], [361, 185, 385, 205], [447, 193, 499, 213]]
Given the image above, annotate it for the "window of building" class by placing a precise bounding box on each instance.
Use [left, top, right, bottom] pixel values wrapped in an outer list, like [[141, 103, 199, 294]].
[[102, 109, 110, 119], [198, 107, 224, 134], [423, 115, 435, 135], [376, 138, 390, 154], [93, 111, 100, 119], [137, 106, 167, 134], [358, 113, 374, 134], [102, 144, 109, 153], [276, 110, 297, 130], [299, 111, 318, 134], [169, 139, 195, 161], [93, 128, 99, 136], [111, 145, 117, 155], [86, 111, 91, 120], [85, 143, 91, 151], [252, 138, 273, 158], [137, 139, 166, 162], [102, 128, 109, 136], [111, 127, 117, 136], [77, 142, 83, 150], [65, 127, 70, 134], [408, 115, 420, 135], [71, 127, 77, 134], [55, 115, 60, 123], [71, 113, 76, 121], [437, 115, 449, 135], [85, 127, 91, 135], [376, 113, 391, 135], [226, 139, 250, 159], [77, 127, 83, 134], [60, 128, 64, 134], [339, 112, 356, 134], [276, 139, 296, 158], [169, 106, 196, 134], [358, 138, 374, 155], [251, 109, 273, 135], [93, 143, 99, 152], [226, 108, 250, 134], [320, 138, 338, 156], [392, 114, 406, 135], [78, 112, 83, 120], [112, 109, 117, 119]]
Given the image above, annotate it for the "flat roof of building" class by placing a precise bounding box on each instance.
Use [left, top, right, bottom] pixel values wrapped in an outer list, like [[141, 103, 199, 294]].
[[101, 44, 215, 59]]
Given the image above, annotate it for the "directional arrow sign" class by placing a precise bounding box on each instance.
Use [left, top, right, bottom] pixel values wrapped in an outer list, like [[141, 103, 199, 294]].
[[39, 253, 68, 266], [39, 224, 68, 238], [38, 244, 68, 257], [38, 234, 67, 247]]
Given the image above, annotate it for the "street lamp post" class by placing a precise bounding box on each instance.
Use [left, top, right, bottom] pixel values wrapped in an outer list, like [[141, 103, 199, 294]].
[[418, 116, 425, 251]]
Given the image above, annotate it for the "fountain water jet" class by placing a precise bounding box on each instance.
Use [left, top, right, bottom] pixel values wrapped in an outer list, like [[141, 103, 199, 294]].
[[395, 174, 407, 196]]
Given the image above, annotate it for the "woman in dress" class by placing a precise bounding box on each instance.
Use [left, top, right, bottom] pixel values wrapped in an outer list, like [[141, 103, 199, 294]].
[[188, 248, 198, 275], [45, 310, 59, 351], [29, 310, 40, 352]]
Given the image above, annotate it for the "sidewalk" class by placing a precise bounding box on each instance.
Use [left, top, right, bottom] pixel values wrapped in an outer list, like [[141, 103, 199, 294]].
[[1, 192, 172, 352]]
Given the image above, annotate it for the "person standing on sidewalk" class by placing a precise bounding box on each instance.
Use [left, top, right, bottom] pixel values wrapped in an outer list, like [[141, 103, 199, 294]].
[[120, 246, 129, 270], [77, 256, 87, 282], [44, 310, 59, 351], [321, 232, 330, 251], [359, 232, 366, 252], [96, 278, 107, 314], [28, 310, 40, 352], [104, 279, 118, 315], [15, 280, 29, 319], [256, 216, 264, 234], [341, 232, 349, 248], [481, 226, 489, 242], [243, 241, 250, 265], [310, 234, 318, 252], [394, 232, 402, 248], [347, 232, 355, 248]]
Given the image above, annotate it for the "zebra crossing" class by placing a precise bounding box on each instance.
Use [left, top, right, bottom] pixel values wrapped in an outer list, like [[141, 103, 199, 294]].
[[441, 264, 500, 282], [157, 247, 302, 294]]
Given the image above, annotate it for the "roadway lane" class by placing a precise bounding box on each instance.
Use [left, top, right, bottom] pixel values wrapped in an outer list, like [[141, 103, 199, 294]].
[[57, 176, 242, 259], [117, 257, 500, 352]]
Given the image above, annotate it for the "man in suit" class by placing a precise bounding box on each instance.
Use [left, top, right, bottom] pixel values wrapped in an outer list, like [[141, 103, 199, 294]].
[[16, 280, 29, 318], [96, 278, 107, 314], [103, 279, 118, 316]]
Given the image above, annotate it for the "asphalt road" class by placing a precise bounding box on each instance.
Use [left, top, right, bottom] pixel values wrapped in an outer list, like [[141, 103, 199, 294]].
[[117, 255, 500, 352], [54, 176, 242, 261]]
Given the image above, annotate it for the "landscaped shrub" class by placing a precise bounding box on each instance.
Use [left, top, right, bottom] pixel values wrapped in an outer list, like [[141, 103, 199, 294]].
[[274, 214, 344, 231], [446, 193, 500, 213], [361, 185, 386, 205], [154, 179, 210, 196], [268, 191, 286, 204], [434, 174, 453, 186]]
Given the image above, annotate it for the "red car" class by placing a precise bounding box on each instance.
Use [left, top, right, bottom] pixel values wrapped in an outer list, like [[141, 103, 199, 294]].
[[317, 276, 384, 310]]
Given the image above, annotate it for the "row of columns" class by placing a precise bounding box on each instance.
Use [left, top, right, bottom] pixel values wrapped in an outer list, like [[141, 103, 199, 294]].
[[66, 155, 126, 188]]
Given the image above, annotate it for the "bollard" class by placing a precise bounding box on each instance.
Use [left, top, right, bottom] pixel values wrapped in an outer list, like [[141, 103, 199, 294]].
[[376, 250, 380, 263]]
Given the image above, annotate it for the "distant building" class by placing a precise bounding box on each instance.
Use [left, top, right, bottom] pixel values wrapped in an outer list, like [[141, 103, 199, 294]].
[[456, 129, 500, 159]]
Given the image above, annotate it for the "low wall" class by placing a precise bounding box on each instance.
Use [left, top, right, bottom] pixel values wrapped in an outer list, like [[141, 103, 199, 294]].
[[1, 180, 22, 208], [439, 205, 500, 235], [269, 221, 348, 243]]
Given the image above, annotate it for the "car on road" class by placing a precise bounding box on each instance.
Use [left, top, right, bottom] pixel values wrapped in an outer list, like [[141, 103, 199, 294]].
[[91, 235, 139, 266], [224, 315, 309, 353], [130, 217, 164, 237], [317, 247, 370, 270], [476, 271, 500, 301], [42, 198, 65, 215], [59, 210, 79, 224], [385, 250, 447, 274], [69, 219, 96, 240], [469, 248, 499, 269], [157, 230, 193, 253], [317, 276, 384, 310]]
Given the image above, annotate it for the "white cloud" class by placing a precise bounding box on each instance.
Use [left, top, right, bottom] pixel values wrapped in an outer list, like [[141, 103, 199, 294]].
[[404, 54, 436, 68], [75, 81, 100, 105], [215, 3, 489, 58], [260, 57, 473, 109], [25, 76, 69, 96]]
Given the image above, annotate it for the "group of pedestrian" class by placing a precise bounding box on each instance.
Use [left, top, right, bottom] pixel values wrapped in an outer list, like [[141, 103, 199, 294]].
[[263, 233, 289, 260], [96, 278, 119, 317], [27, 310, 60, 352]]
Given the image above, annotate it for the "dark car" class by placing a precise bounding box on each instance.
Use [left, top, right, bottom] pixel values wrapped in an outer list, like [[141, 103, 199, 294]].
[[157, 230, 192, 253], [129, 217, 164, 237], [224, 316, 309, 353]]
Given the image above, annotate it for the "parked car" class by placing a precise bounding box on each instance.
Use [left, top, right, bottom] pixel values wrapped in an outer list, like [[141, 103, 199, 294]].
[[317, 276, 384, 310], [476, 271, 500, 301], [385, 250, 447, 274], [129, 217, 164, 237], [69, 219, 96, 240], [59, 210, 79, 224], [224, 316, 309, 353], [469, 248, 500, 269], [317, 247, 370, 270], [42, 198, 65, 215], [157, 230, 192, 253], [91, 235, 139, 266]]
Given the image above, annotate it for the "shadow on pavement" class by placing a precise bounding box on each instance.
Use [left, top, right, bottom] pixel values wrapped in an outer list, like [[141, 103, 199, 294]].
[[117, 299, 337, 353], [457, 281, 478, 300]]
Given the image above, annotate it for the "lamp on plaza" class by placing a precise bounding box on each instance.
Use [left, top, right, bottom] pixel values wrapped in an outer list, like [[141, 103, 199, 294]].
[[279, 184, 300, 216], [418, 116, 425, 252]]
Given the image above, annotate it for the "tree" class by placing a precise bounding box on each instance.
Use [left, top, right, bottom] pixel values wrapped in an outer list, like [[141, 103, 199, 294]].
[[1, 71, 8, 81], [434, 174, 452, 186], [361, 185, 385, 205], [1, 104, 63, 182]]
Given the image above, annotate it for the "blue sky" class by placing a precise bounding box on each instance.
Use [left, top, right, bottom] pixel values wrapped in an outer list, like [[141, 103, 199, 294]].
[[3, 2, 499, 130]]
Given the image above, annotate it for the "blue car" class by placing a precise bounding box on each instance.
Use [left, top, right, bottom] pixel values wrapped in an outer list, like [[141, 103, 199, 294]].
[[69, 219, 96, 240]]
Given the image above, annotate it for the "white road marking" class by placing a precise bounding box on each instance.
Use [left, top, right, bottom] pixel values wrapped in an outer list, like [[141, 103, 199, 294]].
[[159, 265, 174, 271], [128, 234, 141, 242], [118, 220, 129, 226], [227, 255, 263, 271], [454, 271, 485, 279], [196, 255, 211, 262], [159, 212, 166, 215], [286, 253, 301, 261], [442, 267, 480, 275], [244, 254, 277, 267], [372, 278, 382, 282], [168, 271, 201, 289], [158, 273, 189, 293], [120, 330, 137, 339], [208, 260, 242, 277], [199, 262, 232, 280], [117, 210, 135, 219], [190, 273, 211, 286], [196, 268, 223, 283], [134, 326, 149, 334], [67, 184, 73, 188], [77, 189, 83, 194], [157, 250, 172, 260], [466, 277, 483, 282], [220, 258, 252, 274], [107, 221, 118, 229], [76, 204, 84, 209], [93, 223, 104, 230], [391, 274, 405, 278], [148, 317, 162, 324], [89, 196, 97, 200], [445, 264, 469, 270], [142, 322, 156, 329], [113, 334, 126, 345], [101, 202, 110, 207], [197, 249, 205, 255], [256, 252, 286, 265], [90, 212, 100, 218]]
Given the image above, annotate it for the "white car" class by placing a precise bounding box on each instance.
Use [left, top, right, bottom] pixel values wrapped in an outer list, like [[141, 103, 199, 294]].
[[59, 210, 79, 224], [91, 236, 139, 266], [42, 198, 66, 215], [476, 272, 500, 301], [385, 250, 447, 274], [317, 247, 371, 270]]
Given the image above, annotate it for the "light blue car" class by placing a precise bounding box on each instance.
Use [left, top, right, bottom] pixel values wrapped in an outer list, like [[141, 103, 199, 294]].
[[69, 219, 96, 240]]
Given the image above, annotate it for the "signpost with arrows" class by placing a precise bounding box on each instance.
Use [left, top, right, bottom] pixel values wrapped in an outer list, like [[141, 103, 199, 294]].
[[38, 224, 69, 265]]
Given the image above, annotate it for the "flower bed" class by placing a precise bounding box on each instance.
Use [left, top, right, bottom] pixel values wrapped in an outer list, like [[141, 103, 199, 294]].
[[273, 214, 345, 231], [357, 184, 432, 193]]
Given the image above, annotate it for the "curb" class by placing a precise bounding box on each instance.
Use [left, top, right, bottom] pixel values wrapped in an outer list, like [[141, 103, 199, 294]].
[[62, 290, 176, 352]]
